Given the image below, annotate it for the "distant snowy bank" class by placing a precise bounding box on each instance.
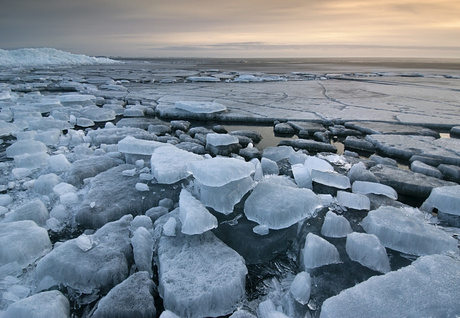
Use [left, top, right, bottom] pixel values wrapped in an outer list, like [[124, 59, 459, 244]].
[[0, 48, 119, 67]]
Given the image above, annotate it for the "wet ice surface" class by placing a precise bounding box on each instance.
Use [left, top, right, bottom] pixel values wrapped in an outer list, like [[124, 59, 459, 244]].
[[0, 54, 460, 317]]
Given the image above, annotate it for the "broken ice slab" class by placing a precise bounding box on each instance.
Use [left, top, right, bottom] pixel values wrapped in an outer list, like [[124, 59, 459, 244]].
[[410, 160, 443, 179], [421, 185, 460, 226], [347, 162, 379, 183], [179, 189, 217, 235], [244, 181, 321, 230], [88, 127, 155, 145], [279, 139, 337, 153], [57, 93, 96, 106], [301, 233, 341, 270], [118, 136, 172, 156], [0, 221, 52, 268], [131, 227, 154, 277], [157, 231, 247, 318], [320, 254, 460, 318], [0, 120, 19, 137], [361, 206, 458, 256], [175, 100, 227, 113], [206, 133, 239, 146], [304, 156, 334, 173], [187, 157, 255, 187], [345, 232, 391, 273], [336, 190, 370, 211], [351, 180, 397, 200], [6, 140, 47, 158], [291, 163, 312, 189], [290, 271, 312, 305], [150, 145, 203, 184], [311, 170, 351, 190], [91, 271, 156, 318], [321, 211, 353, 238], [262, 145, 295, 162], [370, 164, 456, 199], [2, 290, 70, 318]]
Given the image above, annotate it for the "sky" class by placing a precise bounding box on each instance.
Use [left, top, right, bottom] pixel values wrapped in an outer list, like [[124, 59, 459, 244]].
[[1, 0, 459, 58]]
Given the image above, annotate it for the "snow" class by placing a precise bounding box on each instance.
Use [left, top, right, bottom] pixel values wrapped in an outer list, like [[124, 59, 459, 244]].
[[244, 180, 321, 230], [345, 232, 391, 273], [302, 233, 341, 270], [151, 145, 203, 184], [361, 206, 458, 256], [0, 48, 118, 67], [320, 255, 460, 318], [321, 211, 353, 238], [2, 290, 70, 318], [179, 189, 218, 235]]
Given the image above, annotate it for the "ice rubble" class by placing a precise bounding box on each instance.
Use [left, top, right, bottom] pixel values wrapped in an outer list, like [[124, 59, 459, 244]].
[[320, 254, 460, 318], [345, 232, 391, 273], [157, 230, 247, 318], [151, 145, 203, 184], [2, 290, 70, 318], [244, 180, 321, 230], [0, 48, 118, 66], [361, 206, 458, 255]]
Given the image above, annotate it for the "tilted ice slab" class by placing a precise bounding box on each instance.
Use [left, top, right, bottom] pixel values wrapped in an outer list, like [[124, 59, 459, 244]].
[[321, 211, 353, 238], [320, 254, 460, 318], [36, 215, 132, 296], [157, 231, 247, 318], [336, 190, 370, 210], [206, 133, 239, 146], [301, 233, 341, 270], [0, 221, 52, 268], [244, 181, 321, 230], [187, 157, 255, 187], [151, 146, 203, 184], [345, 232, 391, 273], [421, 185, 460, 216], [6, 140, 47, 158], [179, 189, 217, 235], [351, 180, 398, 200], [88, 127, 155, 146], [175, 101, 227, 114], [311, 170, 351, 190], [361, 206, 458, 255], [118, 136, 172, 156], [2, 290, 70, 318]]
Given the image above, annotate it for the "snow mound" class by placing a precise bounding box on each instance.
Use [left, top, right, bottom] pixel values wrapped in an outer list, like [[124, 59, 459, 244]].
[[0, 48, 118, 67]]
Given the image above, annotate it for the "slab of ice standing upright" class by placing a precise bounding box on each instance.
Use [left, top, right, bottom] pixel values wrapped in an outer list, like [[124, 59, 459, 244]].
[[320, 255, 460, 318], [321, 211, 353, 238], [345, 232, 391, 273], [175, 101, 227, 114], [179, 189, 218, 235], [311, 170, 351, 190], [244, 180, 321, 230], [352, 180, 398, 200], [302, 233, 341, 270], [361, 206, 458, 255], [151, 146, 203, 184], [187, 158, 255, 214], [118, 136, 172, 156], [421, 185, 460, 217], [290, 271, 312, 305]]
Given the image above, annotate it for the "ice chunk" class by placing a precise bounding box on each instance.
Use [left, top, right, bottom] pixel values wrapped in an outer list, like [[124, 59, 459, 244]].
[[47, 154, 71, 173], [206, 133, 239, 146], [0, 221, 52, 268], [336, 190, 370, 211], [2, 290, 70, 318], [361, 206, 458, 255], [311, 170, 351, 189], [8, 199, 49, 226], [6, 140, 47, 158], [257, 299, 289, 318], [163, 217, 177, 237], [291, 163, 312, 189], [131, 215, 153, 233], [262, 146, 295, 162], [58, 93, 96, 106], [188, 157, 255, 187], [175, 100, 227, 113], [11, 168, 32, 179], [301, 233, 341, 270], [321, 211, 353, 238], [160, 310, 181, 318], [179, 189, 217, 235], [151, 145, 203, 184], [36, 216, 132, 296], [80, 107, 116, 122], [0, 194, 13, 206], [131, 227, 154, 277], [244, 181, 321, 230], [421, 185, 460, 217], [320, 255, 460, 318], [14, 152, 50, 169], [0, 120, 19, 137], [229, 310, 257, 318], [52, 182, 76, 197], [345, 232, 390, 273], [304, 156, 334, 173], [410, 160, 443, 178], [290, 271, 311, 305], [135, 183, 149, 191], [347, 162, 379, 183], [91, 271, 156, 318], [352, 180, 397, 200], [118, 136, 172, 156], [253, 224, 269, 236], [261, 157, 279, 175], [157, 231, 247, 318], [75, 234, 95, 252], [64, 156, 119, 186]]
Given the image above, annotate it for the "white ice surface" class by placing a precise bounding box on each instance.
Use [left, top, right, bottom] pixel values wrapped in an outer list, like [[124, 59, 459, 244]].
[[345, 232, 391, 273]]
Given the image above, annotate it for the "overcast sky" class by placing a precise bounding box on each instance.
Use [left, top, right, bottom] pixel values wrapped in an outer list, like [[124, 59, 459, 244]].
[[1, 0, 459, 58]]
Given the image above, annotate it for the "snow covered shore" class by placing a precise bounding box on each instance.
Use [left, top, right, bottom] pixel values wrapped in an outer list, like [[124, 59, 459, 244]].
[[0, 50, 459, 317]]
